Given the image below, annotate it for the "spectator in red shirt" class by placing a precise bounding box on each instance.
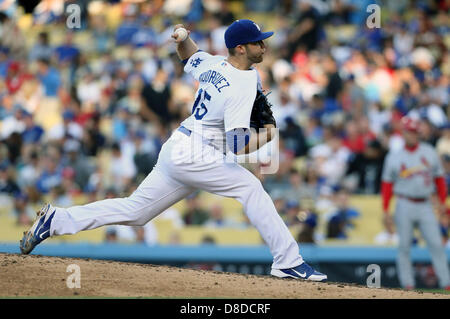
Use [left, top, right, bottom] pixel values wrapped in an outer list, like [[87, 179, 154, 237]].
[[5, 61, 31, 95], [342, 120, 366, 154]]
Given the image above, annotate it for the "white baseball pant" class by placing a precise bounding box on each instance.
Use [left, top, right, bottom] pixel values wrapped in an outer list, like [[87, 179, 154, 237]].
[[395, 197, 450, 288], [49, 129, 303, 269]]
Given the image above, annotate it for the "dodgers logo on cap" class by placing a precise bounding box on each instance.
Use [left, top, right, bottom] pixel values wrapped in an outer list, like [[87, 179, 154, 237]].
[[224, 19, 274, 49]]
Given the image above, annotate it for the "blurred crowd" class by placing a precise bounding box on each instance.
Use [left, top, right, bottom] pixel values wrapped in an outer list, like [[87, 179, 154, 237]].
[[0, 0, 448, 246]]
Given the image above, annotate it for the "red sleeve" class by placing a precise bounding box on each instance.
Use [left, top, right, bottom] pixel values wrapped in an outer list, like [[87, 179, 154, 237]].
[[434, 177, 448, 205], [381, 181, 393, 213]]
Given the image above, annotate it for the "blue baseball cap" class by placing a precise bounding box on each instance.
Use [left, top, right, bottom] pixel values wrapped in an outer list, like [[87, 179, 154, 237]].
[[63, 110, 75, 120], [224, 19, 274, 49]]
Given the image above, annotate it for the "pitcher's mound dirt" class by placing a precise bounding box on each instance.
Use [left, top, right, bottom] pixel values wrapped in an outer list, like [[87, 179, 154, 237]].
[[0, 253, 448, 298]]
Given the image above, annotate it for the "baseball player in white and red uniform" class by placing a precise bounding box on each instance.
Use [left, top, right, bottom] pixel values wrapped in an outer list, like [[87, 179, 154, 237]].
[[381, 116, 450, 290], [20, 20, 327, 282]]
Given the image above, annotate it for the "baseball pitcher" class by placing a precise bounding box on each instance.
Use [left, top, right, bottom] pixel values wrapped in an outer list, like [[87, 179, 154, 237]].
[[381, 116, 450, 290], [20, 20, 327, 282]]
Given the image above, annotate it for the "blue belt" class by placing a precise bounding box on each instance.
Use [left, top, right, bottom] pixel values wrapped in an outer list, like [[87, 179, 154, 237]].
[[176, 126, 226, 155], [177, 126, 192, 137]]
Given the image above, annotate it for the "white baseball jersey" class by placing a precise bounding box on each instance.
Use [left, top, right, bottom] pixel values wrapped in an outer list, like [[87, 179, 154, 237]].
[[180, 51, 258, 153], [382, 143, 444, 198]]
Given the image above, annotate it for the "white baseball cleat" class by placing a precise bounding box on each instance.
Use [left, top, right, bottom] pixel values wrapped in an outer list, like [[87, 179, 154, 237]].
[[271, 262, 327, 282], [19, 203, 56, 254]]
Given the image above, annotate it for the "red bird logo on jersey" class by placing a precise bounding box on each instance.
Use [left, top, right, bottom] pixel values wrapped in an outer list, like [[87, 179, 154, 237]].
[[399, 161, 430, 179], [421, 157, 429, 167]]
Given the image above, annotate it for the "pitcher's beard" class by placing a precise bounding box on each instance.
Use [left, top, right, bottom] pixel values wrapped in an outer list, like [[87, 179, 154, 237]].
[[248, 55, 264, 64]]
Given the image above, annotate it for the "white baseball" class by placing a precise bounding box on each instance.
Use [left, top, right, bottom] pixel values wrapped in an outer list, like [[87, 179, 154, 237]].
[[175, 28, 188, 42]]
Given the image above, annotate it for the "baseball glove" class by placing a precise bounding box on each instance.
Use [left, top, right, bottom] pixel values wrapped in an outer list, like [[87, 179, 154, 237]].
[[250, 90, 276, 132]]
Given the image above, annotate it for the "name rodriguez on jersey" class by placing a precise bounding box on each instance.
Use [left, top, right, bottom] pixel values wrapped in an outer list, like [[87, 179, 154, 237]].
[[198, 69, 230, 92]]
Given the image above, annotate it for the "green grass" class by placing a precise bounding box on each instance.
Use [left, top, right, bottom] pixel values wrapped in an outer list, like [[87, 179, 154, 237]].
[[414, 288, 450, 295]]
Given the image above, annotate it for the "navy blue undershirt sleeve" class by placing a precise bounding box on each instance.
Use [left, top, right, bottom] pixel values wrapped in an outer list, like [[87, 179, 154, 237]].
[[181, 49, 203, 65], [226, 128, 251, 154]]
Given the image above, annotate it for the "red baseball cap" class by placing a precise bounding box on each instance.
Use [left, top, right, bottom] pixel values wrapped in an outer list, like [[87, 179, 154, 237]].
[[8, 61, 20, 72], [401, 116, 419, 132]]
